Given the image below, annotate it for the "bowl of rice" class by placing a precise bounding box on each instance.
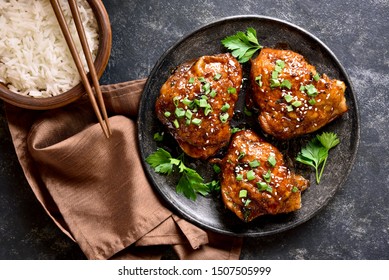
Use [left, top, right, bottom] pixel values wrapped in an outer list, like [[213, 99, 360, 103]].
[[0, 0, 112, 110]]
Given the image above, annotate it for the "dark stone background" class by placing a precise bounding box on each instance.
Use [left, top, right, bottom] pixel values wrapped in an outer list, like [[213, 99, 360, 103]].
[[0, 0, 388, 259]]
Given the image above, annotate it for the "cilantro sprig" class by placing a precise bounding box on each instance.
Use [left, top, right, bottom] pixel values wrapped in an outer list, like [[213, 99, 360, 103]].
[[221, 27, 262, 63], [146, 148, 219, 200], [296, 132, 340, 184]]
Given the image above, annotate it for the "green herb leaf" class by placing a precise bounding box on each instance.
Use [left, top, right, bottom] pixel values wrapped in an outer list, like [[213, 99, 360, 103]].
[[296, 132, 340, 183], [146, 148, 173, 174], [221, 27, 263, 63], [153, 132, 164, 142], [316, 132, 340, 150], [147, 148, 217, 200]]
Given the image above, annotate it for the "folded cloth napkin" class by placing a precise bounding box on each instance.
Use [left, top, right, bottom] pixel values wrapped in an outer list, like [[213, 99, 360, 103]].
[[5, 79, 243, 260]]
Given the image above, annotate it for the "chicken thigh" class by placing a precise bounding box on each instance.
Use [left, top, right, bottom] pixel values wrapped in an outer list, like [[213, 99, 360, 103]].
[[156, 53, 242, 159], [216, 129, 309, 222], [250, 48, 347, 139]]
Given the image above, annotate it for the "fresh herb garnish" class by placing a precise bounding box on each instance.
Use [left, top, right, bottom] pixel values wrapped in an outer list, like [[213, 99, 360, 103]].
[[146, 148, 217, 200], [296, 132, 340, 184], [221, 27, 263, 63], [267, 155, 277, 167], [153, 132, 164, 142]]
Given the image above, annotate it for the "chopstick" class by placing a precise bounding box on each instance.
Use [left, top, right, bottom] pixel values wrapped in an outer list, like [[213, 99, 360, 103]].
[[50, 0, 111, 138]]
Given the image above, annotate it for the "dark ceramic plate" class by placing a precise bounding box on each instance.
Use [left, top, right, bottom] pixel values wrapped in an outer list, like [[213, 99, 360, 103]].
[[137, 15, 360, 237]]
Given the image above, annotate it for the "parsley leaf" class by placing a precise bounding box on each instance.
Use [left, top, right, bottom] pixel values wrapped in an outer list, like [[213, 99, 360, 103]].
[[296, 132, 340, 184], [146, 148, 218, 200], [145, 148, 174, 175], [221, 27, 262, 63]]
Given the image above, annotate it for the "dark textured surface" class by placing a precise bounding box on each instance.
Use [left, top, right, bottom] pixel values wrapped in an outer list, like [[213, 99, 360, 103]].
[[0, 0, 388, 259]]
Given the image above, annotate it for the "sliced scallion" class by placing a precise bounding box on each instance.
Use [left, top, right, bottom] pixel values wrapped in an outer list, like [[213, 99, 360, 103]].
[[246, 170, 256, 181]]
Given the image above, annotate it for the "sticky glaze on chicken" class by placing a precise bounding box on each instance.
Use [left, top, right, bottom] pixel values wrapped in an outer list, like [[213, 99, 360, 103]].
[[215, 129, 309, 222], [156, 53, 242, 159], [250, 48, 347, 139]]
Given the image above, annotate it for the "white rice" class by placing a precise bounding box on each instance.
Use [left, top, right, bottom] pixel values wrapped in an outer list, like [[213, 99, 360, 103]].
[[0, 0, 99, 98]]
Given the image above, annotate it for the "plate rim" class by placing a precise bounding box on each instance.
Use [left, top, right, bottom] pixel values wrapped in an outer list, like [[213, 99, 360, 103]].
[[137, 15, 360, 237]]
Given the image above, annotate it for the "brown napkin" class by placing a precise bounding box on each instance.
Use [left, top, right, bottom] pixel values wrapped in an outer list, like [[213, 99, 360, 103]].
[[5, 79, 243, 260]]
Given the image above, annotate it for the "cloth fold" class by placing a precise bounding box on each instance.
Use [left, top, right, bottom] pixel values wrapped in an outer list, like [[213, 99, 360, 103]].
[[5, 79, 243, 260]]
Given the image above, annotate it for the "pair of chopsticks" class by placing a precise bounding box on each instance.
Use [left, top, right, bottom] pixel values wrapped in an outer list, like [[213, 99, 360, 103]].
[[50, 0, 111, 138]]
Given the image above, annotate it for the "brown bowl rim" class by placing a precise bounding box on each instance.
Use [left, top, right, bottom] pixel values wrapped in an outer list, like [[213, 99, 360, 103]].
[[0, 0, 112, 110]]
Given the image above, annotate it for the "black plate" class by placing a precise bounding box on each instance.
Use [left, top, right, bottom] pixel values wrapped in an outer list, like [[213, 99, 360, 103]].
[[137, 15, 360, 237]]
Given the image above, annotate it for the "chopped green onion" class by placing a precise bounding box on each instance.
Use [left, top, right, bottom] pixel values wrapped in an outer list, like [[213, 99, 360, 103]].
[[192, 118, 202, 126], [305, 84, 318, 96], [270, 78, 280, 88], [286, 105, 294, 112], [199, 99, 208, 108], [276, 59, 285, 68], [238, 151, 245, 160], [175, 107, 186, 118], [246, 170, 256, 181], [204, 104, 212, 116], [182, 97, 192, 106], [274, 65, 282, 73], [267, 155, 276, 167], [231, 127, 243, 134], [164, 111, 171, 117], [257, 182, 272, 193], [213, 164, 221, 174], [185, 110, 193, 120], [300, 85, 306, 92], [210, 90, 217, 98], [292, 100, 302, 107], [198, 77, 206, 83], [255, 75, 263, 87], [292, 186, 299, 193], [271, 71, 279, 79], [309, 98, 317, 105], [173, 119, 180, 128], [236, 174, 243, 181], [244, 106, 253, 116], [263, 170, 271, 182], [202, 82, 211, 94], [281, 79, 292, 89], [221, 103, 230, 112], [220, 112, 229, 123], [313, 73, 320, 81], [227, 87, 237, 94], [239, 189, 247, 198], [257, 182, 268, 191], [188, 77, 195, 84], [249, 159, 260, 168], [284, 94, 293, 103], [244, 198, 251, 206], [153, 132, 164, 142], [173, 96, 180, 106], [213, 73, 222, 80]]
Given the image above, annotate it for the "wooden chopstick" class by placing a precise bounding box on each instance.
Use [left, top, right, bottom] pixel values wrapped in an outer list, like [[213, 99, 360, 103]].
[[50, 0, 111, 138]]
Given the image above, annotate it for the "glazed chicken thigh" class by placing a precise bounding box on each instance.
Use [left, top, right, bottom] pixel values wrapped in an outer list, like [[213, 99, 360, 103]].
[[156, 53, 242, 159], [250, 48, 348, 139], [216, 129, 309, 222]]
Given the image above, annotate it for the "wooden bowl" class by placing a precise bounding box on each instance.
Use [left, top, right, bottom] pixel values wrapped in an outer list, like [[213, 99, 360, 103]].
[[0, 0, 112, 110]]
